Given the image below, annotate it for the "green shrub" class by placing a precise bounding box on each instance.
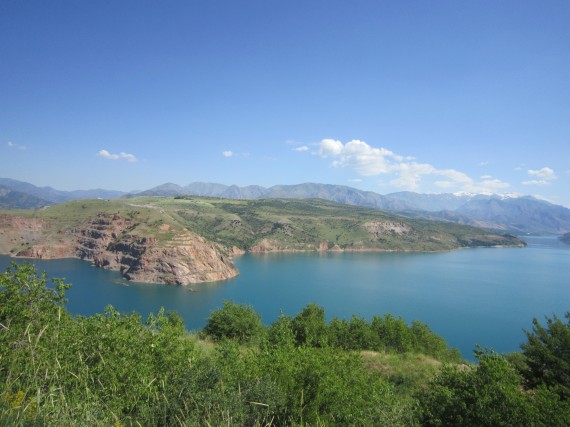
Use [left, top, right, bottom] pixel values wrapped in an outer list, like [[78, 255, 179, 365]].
[[291, 303, 328, 347], [521, 312, 570, 400], [203, 300, 263, 344]]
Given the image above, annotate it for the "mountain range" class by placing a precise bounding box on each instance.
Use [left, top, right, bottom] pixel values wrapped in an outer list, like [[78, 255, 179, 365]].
[[0, 178, 125, 204], [2, 178, 570, 235]]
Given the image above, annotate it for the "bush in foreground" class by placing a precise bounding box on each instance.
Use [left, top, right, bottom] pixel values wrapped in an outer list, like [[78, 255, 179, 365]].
[[2, 263, 569, 426], [0, 263, 413, 425]]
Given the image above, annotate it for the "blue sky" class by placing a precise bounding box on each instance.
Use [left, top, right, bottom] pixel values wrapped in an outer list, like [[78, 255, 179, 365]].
[[1, 1, 569, 206]]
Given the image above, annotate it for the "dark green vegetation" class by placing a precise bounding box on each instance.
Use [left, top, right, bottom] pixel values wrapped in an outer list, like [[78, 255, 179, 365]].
[[202, 302, 459, 361], [1, 264, 569, 425]]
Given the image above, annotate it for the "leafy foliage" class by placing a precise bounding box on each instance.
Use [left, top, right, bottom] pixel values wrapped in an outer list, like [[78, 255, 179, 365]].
[[1, 263, 567, 426], [291, 303, 328, 347], [202, 300, 264, 344], [521, 312, 570, 400], [418, 347, 570, 426], [419, 350, 534, 426]]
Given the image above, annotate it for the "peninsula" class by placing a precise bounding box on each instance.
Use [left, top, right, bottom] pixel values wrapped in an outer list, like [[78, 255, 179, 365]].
[[0, 196, 525, 285]]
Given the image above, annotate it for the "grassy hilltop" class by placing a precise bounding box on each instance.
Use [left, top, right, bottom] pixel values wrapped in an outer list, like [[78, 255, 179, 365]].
[[163, 195, 524, 251]]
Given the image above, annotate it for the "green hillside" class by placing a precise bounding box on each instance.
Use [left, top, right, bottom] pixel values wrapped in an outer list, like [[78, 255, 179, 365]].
[[1, 195, 524, 255], [135, 196, 524, 251]]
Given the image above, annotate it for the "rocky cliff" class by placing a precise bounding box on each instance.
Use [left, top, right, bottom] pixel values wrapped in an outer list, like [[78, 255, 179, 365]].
[[0, 212, 238, 285]]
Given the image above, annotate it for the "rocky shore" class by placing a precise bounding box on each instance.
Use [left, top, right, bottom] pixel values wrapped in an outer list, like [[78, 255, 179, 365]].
[[0, 213, 238, 285]]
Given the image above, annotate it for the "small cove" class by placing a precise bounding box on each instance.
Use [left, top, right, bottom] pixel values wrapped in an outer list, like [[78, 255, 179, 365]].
[[1, 235, 568, 360]]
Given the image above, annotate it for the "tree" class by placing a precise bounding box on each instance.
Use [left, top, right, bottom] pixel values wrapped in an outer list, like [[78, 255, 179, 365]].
[[291, 303, 328, 347], [0, 262, 70, 332], [266, 312, 295, 348], [419, 349, 534, 426], [371, 314, 413, 353], [521, 312, 570, 400], [203, 301, 263, 344]]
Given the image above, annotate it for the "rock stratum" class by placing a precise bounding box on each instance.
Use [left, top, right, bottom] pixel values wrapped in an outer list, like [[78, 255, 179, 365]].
[[0, 210, 238, 285], [0, 197, 525, 285]]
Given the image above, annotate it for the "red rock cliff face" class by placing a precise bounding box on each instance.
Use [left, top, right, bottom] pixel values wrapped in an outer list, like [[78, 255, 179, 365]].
[[0, 213, 238, 285], [74, 214, 238, 285], [122, 232, 238, 285]]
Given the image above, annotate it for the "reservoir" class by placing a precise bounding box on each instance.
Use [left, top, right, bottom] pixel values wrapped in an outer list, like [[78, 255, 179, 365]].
[[1, 235, 568, 360]]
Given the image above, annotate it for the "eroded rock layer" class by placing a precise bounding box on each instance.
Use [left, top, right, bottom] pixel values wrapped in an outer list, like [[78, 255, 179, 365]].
[[0, 213, 238, 285]]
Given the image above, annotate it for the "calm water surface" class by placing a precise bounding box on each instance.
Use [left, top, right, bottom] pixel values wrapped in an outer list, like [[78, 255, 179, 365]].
[[1, 236, 568, 360]]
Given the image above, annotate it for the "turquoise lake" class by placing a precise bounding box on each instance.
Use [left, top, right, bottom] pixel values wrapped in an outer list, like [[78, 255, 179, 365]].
[[1, 235, 568, 360]]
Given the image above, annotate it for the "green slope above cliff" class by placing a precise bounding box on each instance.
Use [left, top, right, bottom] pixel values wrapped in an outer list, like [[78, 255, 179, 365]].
[[162, 196, 524, 251]]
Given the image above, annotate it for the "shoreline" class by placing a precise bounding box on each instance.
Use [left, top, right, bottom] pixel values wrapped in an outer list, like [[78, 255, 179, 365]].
[[0, 240, 526, 285]]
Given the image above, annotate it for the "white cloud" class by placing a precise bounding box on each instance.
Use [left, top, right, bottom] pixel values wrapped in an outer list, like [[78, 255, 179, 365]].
[[293, 146, 309, 152], [480, 175, 492, 179], [316, 139, 402, 176], [478, 161, 489, 166], [522, 179, 550, 186], [443, 177, 510, 194], [390, 162, 436, 190], [523, 167, 556, 186], [391, 164, 474, 191], [348, 178, 363, 183], [222, 150, 234, 158], [311, 138, 511, 194], [97, 149, 138, 162], [316, 139, 344, 157], [527, 167, 555, 179], [478, 179, 511, 191], [7, 141, 27, 150]]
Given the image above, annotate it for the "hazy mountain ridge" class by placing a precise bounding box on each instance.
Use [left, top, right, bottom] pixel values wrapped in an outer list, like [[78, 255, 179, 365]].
[[386, 191, 477, 212], [385, 191, 570, 234], [456, 197, 570, 234], [0, 178, 125, 203], [0, 185, 53, 210], [3, 178, 570, 234]]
